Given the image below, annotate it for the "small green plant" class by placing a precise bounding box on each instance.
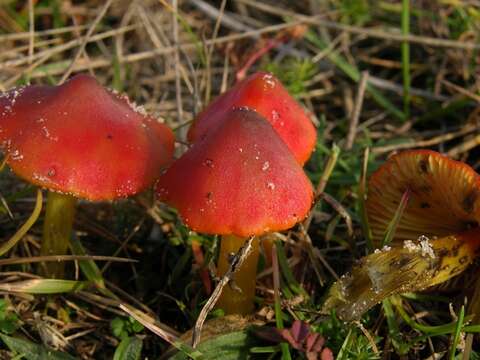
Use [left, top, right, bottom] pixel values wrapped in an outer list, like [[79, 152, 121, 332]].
[[110, 316, 144, 340], [446, 6, 480, 39], [315, 312, 381, 359], [0, 299, 19, 335], [111, 317, 144, 360], [338, 0, 371, 25], [264, 58, 316, 97]]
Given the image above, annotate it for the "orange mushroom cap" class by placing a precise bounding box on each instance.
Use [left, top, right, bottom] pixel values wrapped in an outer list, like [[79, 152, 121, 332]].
[[366, 149, 480, 245], [0, 74, 175, 200], [187, 72, 316, 165], [157, 108, 314, 237]]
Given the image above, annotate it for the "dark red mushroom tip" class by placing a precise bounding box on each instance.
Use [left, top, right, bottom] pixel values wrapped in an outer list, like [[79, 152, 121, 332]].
[[157, 107, 314, 237], [187, 71, 317, 165], [0, 74, 175, 201]]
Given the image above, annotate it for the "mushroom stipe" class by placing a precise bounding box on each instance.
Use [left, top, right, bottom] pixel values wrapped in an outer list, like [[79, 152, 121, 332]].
[[42, 192, 77, 277]]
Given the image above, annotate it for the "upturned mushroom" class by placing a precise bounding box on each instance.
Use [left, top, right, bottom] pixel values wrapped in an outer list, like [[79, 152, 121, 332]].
[[157, 108, 314, 314], [0, 74, 175, 277], [187, 72, 317, 165], [323, 150, 480, 320]]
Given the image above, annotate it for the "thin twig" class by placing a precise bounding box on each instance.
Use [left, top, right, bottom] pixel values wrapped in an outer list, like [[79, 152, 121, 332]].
[[0, 255, 136, 266], [355, 320, 380, 355], [298, 224, 325, 286], [119, 304, 180, 346], [0, 25, 136, 70], [28, 0, 34, 65], [101, 218, 145, 273], [345, 71, 369, 150], [447, 134, 480, 158], [204, 0, 227, 103], [2, 26, 136, 88], [237, 0, 480, 50], [303, 145, 340, 231], [18, 21, 306, 79], [373, 123, 478, 154], [442, 80, 480, 103], [192, 236, 255, 348], [59, 0, 114, 83], [0, 25, 89, 42], [172, 0, 184, 129], [189, 0, 251, 32], [367, 75, 449, 101], [401, 0, 411, 118], [312, 246, 339, 281], [320, 192, 354, 238]]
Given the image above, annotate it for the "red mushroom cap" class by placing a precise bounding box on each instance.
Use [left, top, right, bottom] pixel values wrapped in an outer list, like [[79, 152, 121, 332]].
[[157, 108, 314, 237], [0, 74, 175, 200], [187, 72, 316, 165]]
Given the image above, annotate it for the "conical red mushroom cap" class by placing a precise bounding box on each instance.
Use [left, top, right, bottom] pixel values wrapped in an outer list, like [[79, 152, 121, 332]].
[[0, 74, 174, 200], [157, 108, 314, 237], [366, 150, 480, 245], [187, 72, 316, 165]]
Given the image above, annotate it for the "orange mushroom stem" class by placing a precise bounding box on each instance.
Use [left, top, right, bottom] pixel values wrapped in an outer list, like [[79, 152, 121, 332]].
[[323, 150, 480, 320], [42, 192, 77, 277], [216, 235, 261, 314]]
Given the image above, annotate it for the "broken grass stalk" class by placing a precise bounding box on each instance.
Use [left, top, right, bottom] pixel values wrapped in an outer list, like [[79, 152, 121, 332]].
[[322, 228, 480, 321], [324, 150, 480, 321]]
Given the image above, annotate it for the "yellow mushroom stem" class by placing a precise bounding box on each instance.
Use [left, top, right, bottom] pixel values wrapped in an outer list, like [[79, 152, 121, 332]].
[[261, 234, 276, 268], [322, 227, 480, 321], [40, 191, 77, 279], [216, 235, 260, 315]]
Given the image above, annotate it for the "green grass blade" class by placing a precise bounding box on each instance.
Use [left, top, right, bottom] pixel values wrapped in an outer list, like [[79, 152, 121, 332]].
[[401, 0, 411, 118], [275, 241, 308, 298], [0, 279, 86, 294], [0, 189, 42, 256], [416, 98, 473, 124], [305, 30, 405, 121], [449, 305, 465, 360], [69, 236, 118, 300], [336, 329, 353, 360], [358, 147, 374, 252], [382, 188, 410, 247], [0, 333, 76, 360], [113, 336, 143, 360], [393, 296, 470, 335], [383, 298, 410, 355], [170, 331, 254, 360], [69, 235, 106, 289], [272, 242, 291, 360]]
